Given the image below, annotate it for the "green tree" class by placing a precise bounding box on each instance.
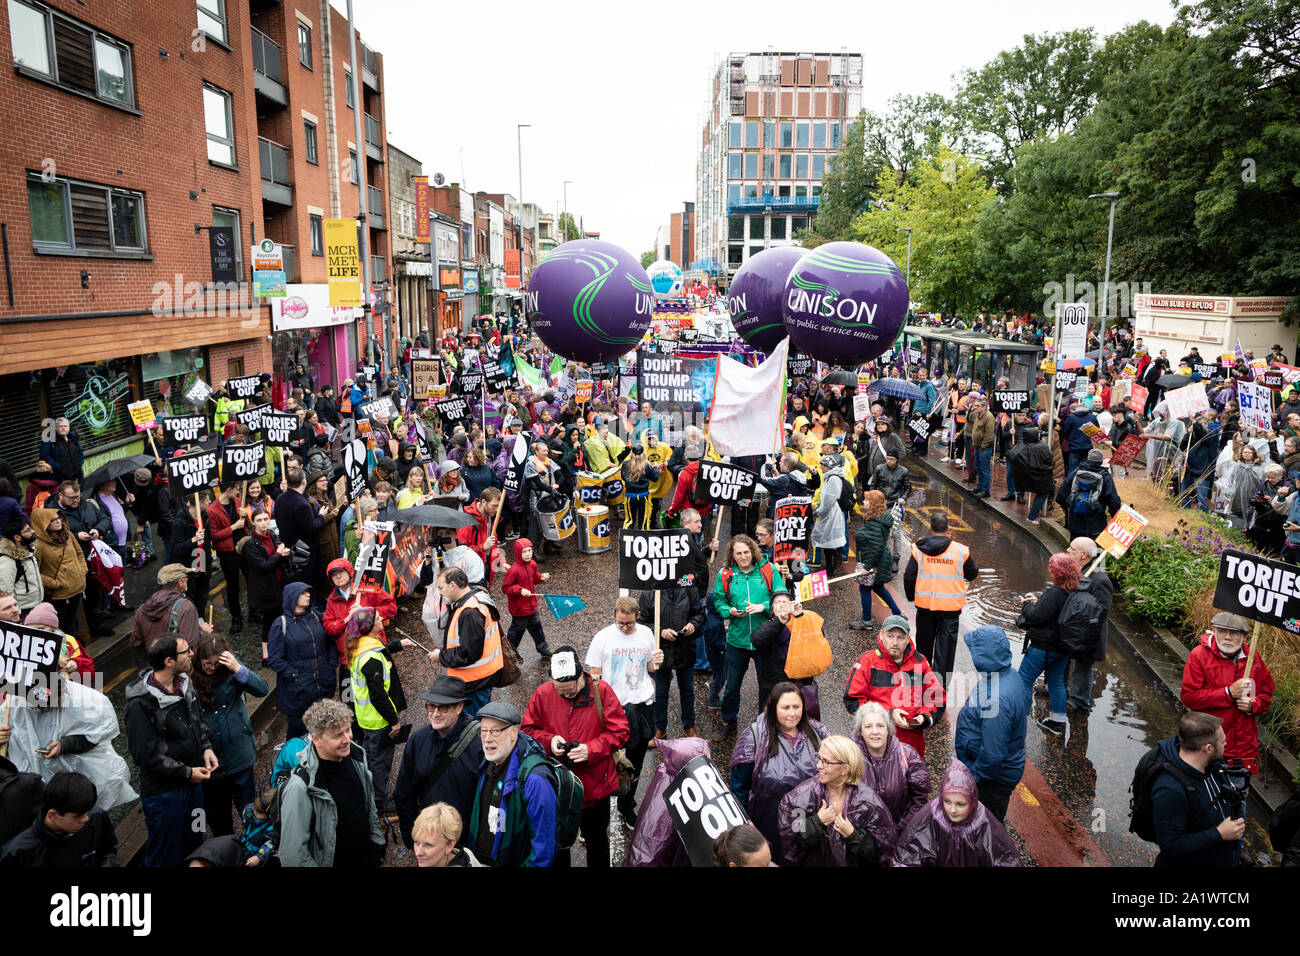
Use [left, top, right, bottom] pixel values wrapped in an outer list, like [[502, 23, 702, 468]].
[[861, 93, 956, 188], [557, 212, 580, 241], [850, 146, 997, 315], [640, 250, 656, 269], [953, 29, 1107, 189]]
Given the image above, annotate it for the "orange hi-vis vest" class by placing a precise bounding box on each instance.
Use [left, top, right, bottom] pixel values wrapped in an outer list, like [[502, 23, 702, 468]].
[[911, 540, 970, 612], [446, 592, 504, 683]]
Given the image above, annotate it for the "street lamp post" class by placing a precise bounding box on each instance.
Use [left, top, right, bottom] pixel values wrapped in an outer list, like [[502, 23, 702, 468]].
[[563, 180, 572, 243], [1088, 192, 1119, 367], [517, 123, 529, 271], [898, 227, 913, 287]]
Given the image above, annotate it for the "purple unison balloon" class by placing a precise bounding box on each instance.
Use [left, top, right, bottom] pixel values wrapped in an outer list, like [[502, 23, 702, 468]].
[[525, 239, 654, 363], [781, 241, 909, 365], [728, 246, 805, 353]]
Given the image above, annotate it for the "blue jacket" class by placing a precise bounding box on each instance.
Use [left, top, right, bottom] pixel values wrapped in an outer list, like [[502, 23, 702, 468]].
[[954, 626, 1028, 787], [914, 381, 937, 416], [1062, 410, 1101, 452], [199, 665, 270, 779], [469, 733, 557, 867], [267, 581, 338, 717]]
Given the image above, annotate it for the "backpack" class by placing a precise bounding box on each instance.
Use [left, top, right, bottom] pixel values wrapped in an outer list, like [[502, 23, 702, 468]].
[[30, 490, 51, 512], [834, 474, 856, 513], [1068, 470, 1104, 517], [167, 595, 187, 635], [1057, 581, 1104, 657], [720, 561, 776, 602], [518, 751, 585, 851], [1128, 740, 1198, 843]]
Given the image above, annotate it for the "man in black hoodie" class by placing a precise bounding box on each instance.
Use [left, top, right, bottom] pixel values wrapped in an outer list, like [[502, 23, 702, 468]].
[[1152, 711, 1244, 867], [124, 633, 217, 867], [0, 771, 119, 867], [1008, 427, 1056, 523], [1055, 449, 1122, 540]]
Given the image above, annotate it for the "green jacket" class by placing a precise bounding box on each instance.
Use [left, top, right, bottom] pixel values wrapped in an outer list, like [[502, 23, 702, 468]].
[[712, 560, 785, 650], [853, 510, 896, 585], [277, 740, 384, 867]]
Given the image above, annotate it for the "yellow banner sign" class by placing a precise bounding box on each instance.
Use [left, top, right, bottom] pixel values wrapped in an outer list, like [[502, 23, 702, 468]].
[[324, 218, 362, 307], [1096, 505, 1148, 559]]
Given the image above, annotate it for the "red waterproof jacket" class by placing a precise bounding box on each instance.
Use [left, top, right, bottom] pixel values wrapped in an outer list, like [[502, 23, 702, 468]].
[[204, 496, 243, 553], [501, 538, 542, 618], [667, 460, 712, 518], [523, 673, 629, 807], [1180, 631, 1275, 774], [321, 557, 398, 664], [844, 635, 944, 758]]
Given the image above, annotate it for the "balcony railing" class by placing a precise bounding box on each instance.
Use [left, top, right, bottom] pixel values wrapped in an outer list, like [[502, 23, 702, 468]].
[[364, 113, 381, 146], [259, 138, 290, 185], [370, 256, 385, 282], [367, 187, 385, 229], [726, 194, 820, 215], [250, 27, 282, 82]]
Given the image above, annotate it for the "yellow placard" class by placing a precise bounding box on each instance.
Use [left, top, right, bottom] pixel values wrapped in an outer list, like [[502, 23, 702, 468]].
[[324, 218, 362, 307], [1095, 505, 1148, 559], [128, 399, 157, 432], [427, 384, 448, 400], [1042, 361, 1057, 374]]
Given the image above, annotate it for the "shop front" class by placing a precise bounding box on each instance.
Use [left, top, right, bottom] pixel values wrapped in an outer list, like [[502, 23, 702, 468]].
[[270, 283, 361, 396], [1133, 294, 1296, 360]]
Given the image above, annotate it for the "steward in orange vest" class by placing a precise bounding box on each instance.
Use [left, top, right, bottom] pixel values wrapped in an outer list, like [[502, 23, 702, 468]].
[[902, 512, 978, 707], [433, 569, 504, 711]]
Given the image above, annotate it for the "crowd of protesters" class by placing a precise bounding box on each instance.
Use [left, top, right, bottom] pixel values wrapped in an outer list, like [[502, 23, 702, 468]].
[[0, 308, 1295, 870]]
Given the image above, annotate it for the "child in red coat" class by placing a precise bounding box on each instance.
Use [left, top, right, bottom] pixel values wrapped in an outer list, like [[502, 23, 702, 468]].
[[501, 538, 553, 658]]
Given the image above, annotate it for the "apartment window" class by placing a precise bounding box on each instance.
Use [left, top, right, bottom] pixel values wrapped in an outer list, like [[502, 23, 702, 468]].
[[749, 245, 764, 259], [779, 153, 791, 178], [813, 122, 826, 148], [796, 154, 809, 179], [727, 245, 743, 267], [797, 122, 809, 148], [27, 172, 147, 254], [748, 216, 764, 240], [813, 154, 825, 179], [297, 22, 311, 68], [728, 121, 741, 147], [212, 207, 242, 280], [344, 68, 353, 108], [304, 119, 318, 164], [727, 184, 741, 204], [310, 215, 323, 255], [348, 149, 358, 184], [743, 185, 758, 199], [204, 83, 235, 166], [745, 121, 758, 148], [763, 121, 774, 148], [830, 122, 842, 148], [770, 217, 786, 240], [792, 216, 808, 232], [779, 122, 793, 148], [8, 2, 136, 108], [812, 185, 822, 197], [743, 153, 758, 178], [196, 0, 225, 44], [762, 154, 774, 179], [728, 217, 744, 240], [727, 152, 741, 179]]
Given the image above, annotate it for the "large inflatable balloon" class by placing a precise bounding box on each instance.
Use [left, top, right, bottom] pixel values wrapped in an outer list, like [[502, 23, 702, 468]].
[[728, 247, 804, 353], [646, 259, 684, 300], [781, 242, 909, 365], [526, 240, 655, 363]]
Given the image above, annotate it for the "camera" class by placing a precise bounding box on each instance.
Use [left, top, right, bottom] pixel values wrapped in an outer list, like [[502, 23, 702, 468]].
[[555, 740, 579, 756], [1214, 757, 1251, 817]]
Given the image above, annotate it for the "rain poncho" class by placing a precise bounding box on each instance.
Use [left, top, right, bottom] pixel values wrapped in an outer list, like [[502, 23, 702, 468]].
[[854, 732, 931, 829], [5, 678, 136, 811], [890, 760, 1020, 867], [729, 717, 827, 843], [624, 737, 711, 867], [776, 772, 897, 866]]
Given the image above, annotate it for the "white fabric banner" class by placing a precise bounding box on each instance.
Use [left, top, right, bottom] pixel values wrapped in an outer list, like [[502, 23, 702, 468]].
[[708, 337, 789, 457]]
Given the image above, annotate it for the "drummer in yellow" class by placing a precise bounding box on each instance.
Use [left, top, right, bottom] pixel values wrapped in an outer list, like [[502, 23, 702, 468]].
[[644, 432, 674, 527], [583, 417, 627, 472]]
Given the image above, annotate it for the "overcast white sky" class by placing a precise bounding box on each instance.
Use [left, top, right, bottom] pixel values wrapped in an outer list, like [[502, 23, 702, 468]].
[[338, 0, 1178, 256]]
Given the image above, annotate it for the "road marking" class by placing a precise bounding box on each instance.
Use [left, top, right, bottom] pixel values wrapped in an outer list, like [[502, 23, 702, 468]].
[[906, 504, 973, 533], [104, 666, 138, 694]]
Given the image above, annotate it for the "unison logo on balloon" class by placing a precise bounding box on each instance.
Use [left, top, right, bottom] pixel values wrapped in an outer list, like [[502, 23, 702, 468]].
[[526, 239, 654, 363], [781, 242, 908, 366]]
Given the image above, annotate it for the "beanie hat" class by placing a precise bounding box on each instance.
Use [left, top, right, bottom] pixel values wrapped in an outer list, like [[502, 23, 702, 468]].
[[24, 602, 60, 630]]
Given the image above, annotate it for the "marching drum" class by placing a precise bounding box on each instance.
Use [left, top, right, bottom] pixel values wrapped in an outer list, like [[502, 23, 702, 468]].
[[576, 470, 605, 506], [576, 504, 611, 554], [538, 498, 575, 541], [599, 466, 626, 506]]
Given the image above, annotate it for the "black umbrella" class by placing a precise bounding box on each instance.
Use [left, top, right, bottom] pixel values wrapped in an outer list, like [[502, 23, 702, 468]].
[[1156, 373, 1193, 389], [391, 504, 475, 529], [818, 368, 858, 388], [81, 454, 157, 493]]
